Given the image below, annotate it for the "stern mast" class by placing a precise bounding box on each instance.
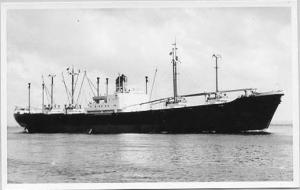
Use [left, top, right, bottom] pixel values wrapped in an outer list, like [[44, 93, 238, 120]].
[[170, 40, 179, 103], [42, 79, 45, 113], [28, 83, 31, 113], [212, 54, 221, 93]]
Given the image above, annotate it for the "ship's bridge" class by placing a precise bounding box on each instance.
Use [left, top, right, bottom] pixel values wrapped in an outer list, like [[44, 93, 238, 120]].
[[87, 91, 149, 113], [86, 74, 149, 113]]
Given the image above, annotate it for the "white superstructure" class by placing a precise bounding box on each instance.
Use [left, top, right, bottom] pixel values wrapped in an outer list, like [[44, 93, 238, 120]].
[[86, 74, 149, 113], [86, 91, 149, 113]]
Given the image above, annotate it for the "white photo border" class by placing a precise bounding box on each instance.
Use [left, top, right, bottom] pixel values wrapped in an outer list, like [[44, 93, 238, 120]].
[[1, 0, 299, 189]]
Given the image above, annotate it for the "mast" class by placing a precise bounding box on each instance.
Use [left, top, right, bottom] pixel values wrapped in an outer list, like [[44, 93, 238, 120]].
[[97, 77, 100, 96], [42, 80, 45, 113], [72, 67, 74, 104], [67, 66, 80, 105], [145, 76, 148, 94], [118, 73, 121, 92], [28, 83, 31, 113], [106, 78, 109, 102], [170, 40, 179, 103], [212, 54, 221, 93], [48, 74, 56, 108]]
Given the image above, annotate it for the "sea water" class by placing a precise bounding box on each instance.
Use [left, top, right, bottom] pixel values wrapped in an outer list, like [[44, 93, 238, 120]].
[[7, 125, 293, 183]]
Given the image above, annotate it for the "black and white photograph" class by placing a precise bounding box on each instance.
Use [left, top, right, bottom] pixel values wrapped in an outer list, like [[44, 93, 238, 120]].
[[1, 0, 299, 189]]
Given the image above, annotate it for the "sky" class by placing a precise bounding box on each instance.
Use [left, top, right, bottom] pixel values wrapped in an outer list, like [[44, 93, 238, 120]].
[[6, 7, 292, 126]]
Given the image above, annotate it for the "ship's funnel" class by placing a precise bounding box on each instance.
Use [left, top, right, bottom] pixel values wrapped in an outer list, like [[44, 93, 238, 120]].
[[116, 74, 127, 93]]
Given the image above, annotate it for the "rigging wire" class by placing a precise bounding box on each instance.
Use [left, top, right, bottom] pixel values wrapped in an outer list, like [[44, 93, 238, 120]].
[[86, 79, 96, 96], [79, 76, 95, 105], [76, 71, 87, 104], [85, 74, 96, 96], [86, 89, 94, 104], [83, 90, 92, 106], [62, 72, 71, 104], [62, 72, 71, 99], [64, 73, 72, 98], [42, 75, 51, 105], [149, 68, 157, 101], [86, 75, 97, 92], [73, 71, 80, 95]]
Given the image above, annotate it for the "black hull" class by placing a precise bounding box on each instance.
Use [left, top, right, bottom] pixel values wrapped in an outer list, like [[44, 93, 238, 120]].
[[14, 94, 283, 134]]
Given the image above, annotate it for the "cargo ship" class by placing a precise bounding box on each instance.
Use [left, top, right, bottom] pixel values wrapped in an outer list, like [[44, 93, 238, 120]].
[[14, 42, 283, 133]]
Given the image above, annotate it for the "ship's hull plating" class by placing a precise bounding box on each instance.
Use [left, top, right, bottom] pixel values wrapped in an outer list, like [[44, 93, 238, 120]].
[[14, 93, 283, 133]]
